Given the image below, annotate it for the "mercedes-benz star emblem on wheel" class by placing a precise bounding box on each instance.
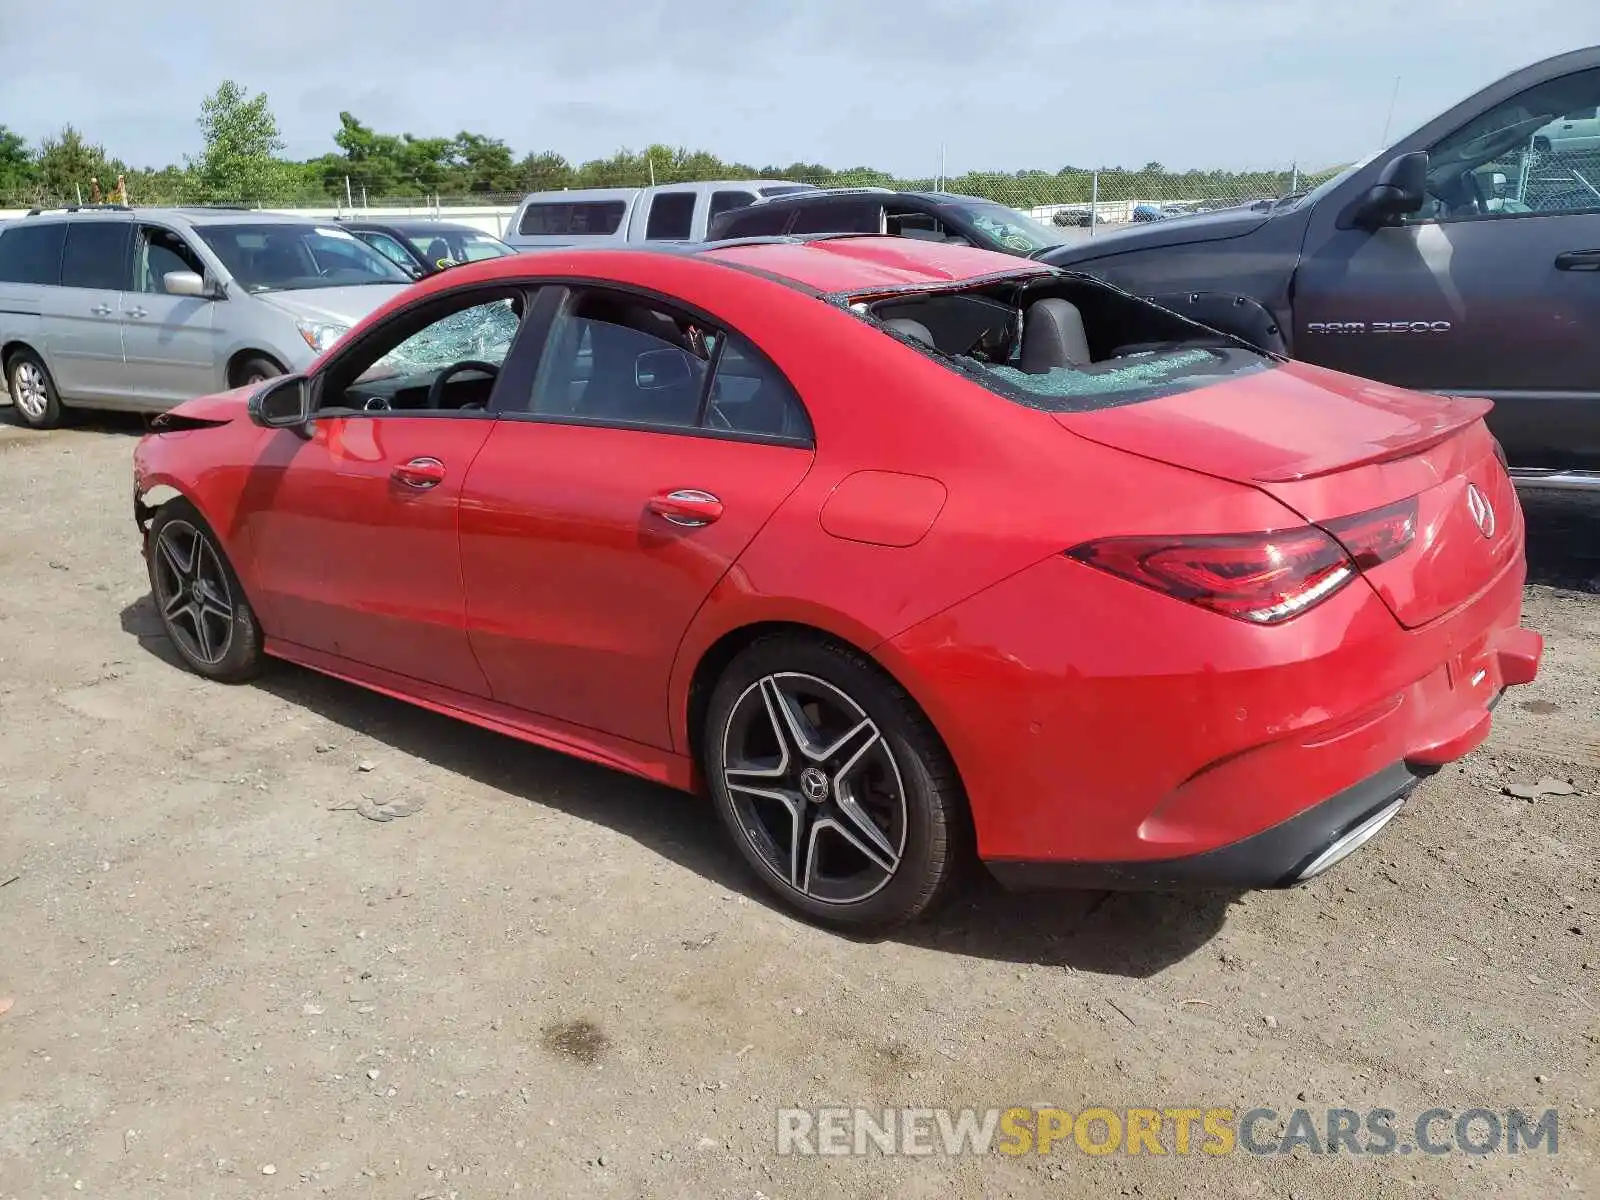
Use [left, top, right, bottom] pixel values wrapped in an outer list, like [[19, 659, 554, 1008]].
[[1466, 483, 1495, 539], [799, 767, 830, 803]]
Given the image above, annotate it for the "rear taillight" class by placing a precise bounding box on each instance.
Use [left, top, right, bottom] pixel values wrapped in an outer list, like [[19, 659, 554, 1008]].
[[1491, 438, 1510, 471], [1320, 497, 1417, 569], [1067, 497, 1418, 626]]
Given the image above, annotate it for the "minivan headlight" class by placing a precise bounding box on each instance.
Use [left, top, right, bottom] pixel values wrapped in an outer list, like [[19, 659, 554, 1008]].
[[296, 320, 349, 354]]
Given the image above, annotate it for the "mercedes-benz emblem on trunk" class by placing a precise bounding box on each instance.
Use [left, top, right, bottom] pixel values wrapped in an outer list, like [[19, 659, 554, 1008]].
[[1466, 483, 1495, 539]]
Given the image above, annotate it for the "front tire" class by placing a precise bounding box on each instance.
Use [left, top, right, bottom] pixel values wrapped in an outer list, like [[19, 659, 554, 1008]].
[[704, 634, 968, 931], [146, 499, 264, 683], [235, 356, 284, 388], [6, 350, 64, 430]]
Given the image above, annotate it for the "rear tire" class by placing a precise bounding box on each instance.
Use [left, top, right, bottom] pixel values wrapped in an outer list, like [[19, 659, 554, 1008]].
[[145, 499, 264, 683], [704, 634, 969, 932], [6, 350, 64, 430]]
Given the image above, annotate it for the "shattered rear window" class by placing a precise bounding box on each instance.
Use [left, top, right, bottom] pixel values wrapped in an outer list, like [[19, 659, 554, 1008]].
[[950, 344, 1267, 413], [866, 284, 1272, 413]]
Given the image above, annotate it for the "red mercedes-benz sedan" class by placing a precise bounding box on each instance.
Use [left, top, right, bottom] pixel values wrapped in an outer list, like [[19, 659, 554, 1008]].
[[132, 235, 1542, 930]]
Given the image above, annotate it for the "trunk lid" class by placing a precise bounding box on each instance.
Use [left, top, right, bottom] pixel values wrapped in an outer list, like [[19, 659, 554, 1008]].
[[1056, 360, 1521, 628]]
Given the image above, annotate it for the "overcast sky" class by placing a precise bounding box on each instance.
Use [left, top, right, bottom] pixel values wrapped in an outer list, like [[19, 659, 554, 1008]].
[[0, 0, 1593, 175]]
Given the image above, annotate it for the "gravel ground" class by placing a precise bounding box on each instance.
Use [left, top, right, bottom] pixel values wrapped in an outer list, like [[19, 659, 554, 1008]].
[[0, 411, 1595, 1199]]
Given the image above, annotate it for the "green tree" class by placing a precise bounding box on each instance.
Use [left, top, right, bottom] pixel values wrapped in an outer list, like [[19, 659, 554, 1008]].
[[517, 151, 575, 192], [190, 80, 288, 202], [0, 125, 33, 199], [330, 112, 404, 197], [34, 125, 119, 204], [448, 132, 517, 194]]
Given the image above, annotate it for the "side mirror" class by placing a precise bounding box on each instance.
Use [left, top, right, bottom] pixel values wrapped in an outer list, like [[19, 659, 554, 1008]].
[[634, 347, 694, 390], [1347, 151, 1429, 228], [164, 270, 209, 298], [247, 374, 310, 428]]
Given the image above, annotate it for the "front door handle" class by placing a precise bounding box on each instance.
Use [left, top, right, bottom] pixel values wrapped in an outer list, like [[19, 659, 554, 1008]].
[[126, 306, 148, 319], [647, 489, 723, 527], [1554, 249, 1600, 271], [90, 303, 112, 316], [392, 456, 446, 489]]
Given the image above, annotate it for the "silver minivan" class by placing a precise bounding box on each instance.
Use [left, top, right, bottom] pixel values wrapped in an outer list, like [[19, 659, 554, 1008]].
[[0, 206, 414, 428], [503, 180, 817, 250]]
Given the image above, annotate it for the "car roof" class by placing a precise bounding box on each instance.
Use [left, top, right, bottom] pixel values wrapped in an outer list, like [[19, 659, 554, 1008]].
[[698, 235, 1051, 294], [343, 219, 495, 237], [12, 206, 343, 228]]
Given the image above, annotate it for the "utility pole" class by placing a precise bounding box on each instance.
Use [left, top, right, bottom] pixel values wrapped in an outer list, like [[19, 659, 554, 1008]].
[[937, 143, 946, 191], [345, 175, 354, 210]]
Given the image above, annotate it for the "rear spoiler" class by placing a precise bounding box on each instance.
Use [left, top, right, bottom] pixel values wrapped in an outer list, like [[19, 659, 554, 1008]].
[[1250, 397, 1493, 483]]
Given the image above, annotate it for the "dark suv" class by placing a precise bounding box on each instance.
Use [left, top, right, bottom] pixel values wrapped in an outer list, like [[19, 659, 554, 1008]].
[[708, 189, 1075, 257], [1039, 46, 1600, 492]]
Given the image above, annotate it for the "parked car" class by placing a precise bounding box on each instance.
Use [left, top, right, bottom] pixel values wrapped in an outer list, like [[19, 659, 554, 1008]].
[[709, 189, 1076, 256], [132, 235, 1540, 930], [1131, 203, 1165, 222], [339, 218, 515, 277], [1052, 205, 1097, 227], [1039, 45, 1600, 491], [0, 206, 414, 429], [504, 180, 817, 250]]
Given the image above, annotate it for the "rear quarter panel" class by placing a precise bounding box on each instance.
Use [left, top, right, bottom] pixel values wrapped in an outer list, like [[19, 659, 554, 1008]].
[[642, 263, 1305, 755]]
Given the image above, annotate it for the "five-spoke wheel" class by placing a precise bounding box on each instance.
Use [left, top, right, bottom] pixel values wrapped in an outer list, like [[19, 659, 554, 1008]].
[[145, 500, 264, 682], [706, 635, 967, 930]]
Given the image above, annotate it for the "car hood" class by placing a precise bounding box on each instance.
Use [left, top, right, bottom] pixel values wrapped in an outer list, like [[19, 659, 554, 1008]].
[[254, 284, 410, 326], [149, 384, 256, 430], [1040, 207, 1273, 265]]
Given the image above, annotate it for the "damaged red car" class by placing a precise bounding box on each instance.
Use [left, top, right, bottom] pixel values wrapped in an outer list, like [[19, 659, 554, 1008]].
[[132, 235, 1542, 930]]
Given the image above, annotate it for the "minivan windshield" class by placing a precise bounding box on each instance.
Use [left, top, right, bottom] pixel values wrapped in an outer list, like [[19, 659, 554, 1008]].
[[197, 223, 414, 292]]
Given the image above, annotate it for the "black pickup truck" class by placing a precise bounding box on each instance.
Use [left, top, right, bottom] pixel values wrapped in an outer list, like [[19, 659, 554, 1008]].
[[1040, 46, 1600, 493]]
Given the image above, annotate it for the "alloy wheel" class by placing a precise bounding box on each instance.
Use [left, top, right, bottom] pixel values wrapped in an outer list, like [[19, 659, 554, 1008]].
[[150, 519, 236, 666], [721, 672, 908, 905], [11, 362, 48, 421]]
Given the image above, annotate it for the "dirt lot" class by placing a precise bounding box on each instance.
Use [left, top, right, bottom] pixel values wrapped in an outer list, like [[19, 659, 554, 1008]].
[[0, 411, 1595, 1199]]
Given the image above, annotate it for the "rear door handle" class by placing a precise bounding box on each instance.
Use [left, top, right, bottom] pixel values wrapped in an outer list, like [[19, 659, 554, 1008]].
[[1554, 249, 1600, 271], [90, 304, 112, 316], [647, 489, 723, 527], [126, 306, 148, 319], [391, 456, 446, 489]]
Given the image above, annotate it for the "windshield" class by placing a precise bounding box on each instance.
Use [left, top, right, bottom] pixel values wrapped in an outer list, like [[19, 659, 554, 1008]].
[[938, 199, 1070, 253], [404, 229, 514, 268], [198, 223, 414, 292], [359, 298, 522, 382]]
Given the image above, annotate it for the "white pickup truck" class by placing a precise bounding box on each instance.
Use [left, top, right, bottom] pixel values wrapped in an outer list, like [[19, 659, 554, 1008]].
[[502, 180, 817, 250]]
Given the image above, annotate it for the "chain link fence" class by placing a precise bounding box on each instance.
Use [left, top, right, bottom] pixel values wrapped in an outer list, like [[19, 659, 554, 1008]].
[[1, 166, 1329, 233]]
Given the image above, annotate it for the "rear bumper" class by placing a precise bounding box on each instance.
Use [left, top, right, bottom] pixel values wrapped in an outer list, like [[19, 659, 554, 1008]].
[[987, 758, 1432, 891]]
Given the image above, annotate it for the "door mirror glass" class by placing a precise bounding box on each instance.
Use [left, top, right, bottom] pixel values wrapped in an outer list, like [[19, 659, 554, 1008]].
[[248, 374, 310, 428], [634, 347, 695, 391], [163, 270, 208, 297], [1349, 151, 1429, 227]]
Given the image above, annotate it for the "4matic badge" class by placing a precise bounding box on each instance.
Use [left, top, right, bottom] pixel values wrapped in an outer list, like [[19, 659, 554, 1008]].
[[1306, 320, 1453, 334]]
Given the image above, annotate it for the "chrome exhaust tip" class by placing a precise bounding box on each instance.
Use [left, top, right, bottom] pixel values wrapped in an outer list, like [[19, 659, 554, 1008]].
[[1294, 798, 1407, 883]]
